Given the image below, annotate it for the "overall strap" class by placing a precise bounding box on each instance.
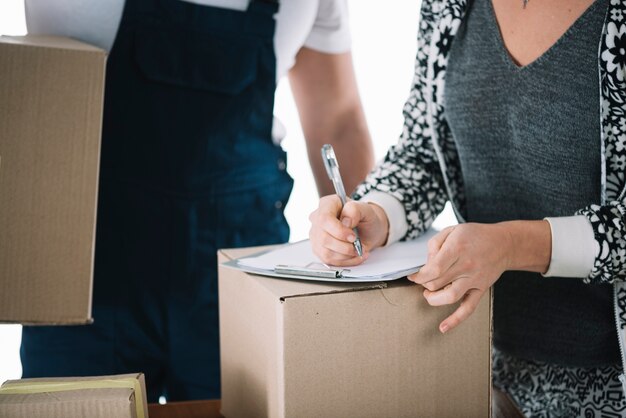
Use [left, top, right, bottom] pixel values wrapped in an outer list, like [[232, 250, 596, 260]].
[[245, 0, 280, 38], [247, 0, 279, 17]]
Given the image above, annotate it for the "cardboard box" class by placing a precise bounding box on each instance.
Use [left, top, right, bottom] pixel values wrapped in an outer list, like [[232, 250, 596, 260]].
[[0, 35, 106, 324], [219, 246, 492, 418], [0, 373, 148, 418]]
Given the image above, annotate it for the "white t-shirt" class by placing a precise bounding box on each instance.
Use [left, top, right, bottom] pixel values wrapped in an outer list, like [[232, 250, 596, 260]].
[[24, 0, 351, 80]]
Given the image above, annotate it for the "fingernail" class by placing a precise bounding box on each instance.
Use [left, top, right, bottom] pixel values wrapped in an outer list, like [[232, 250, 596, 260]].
[[347, 234, 355, 243], [440, 323, 449, 333], [341, 217, 351, 227]]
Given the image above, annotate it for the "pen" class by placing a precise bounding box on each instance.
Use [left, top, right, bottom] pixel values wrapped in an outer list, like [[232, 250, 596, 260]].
[[321, 144, 364, 257]]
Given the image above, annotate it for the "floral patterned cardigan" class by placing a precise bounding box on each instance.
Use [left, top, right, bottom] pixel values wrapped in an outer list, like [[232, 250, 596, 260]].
[[353, 0, 626, 386]]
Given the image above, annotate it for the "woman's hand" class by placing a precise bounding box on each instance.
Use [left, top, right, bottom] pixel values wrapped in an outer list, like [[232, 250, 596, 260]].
[[409, 220, 551, 334], [309, 195, 390, 266]]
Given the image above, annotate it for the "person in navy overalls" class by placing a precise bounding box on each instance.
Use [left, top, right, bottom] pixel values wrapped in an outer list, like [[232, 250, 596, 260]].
[[20, 0, 374, 402]]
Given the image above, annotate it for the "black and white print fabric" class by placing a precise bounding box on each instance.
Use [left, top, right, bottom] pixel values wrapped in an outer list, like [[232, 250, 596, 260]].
[[579, 9, 626, 286], [352, 0, 626, 410], [493, 348, 626, 417]]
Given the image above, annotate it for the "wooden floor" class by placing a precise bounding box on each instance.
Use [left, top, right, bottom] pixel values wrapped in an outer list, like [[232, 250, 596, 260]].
[[148, 400, 221, 418], [148, 388, 524, 417]]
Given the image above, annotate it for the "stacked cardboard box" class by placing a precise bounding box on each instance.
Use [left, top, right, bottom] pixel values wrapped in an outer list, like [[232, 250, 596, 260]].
[[0, 34, 138, 417]]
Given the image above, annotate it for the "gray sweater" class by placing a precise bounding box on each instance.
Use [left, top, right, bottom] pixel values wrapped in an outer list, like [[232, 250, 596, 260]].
[[444, 0, 617, 366]]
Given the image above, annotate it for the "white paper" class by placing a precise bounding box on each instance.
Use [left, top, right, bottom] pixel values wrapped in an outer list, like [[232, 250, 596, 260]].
[[237, 229, 437, 280]]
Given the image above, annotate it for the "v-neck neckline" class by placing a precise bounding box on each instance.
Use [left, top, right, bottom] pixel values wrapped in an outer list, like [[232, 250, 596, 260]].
[[487, 0, 604, 71]]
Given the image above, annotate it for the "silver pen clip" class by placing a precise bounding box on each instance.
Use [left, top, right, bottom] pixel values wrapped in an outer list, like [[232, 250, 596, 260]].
[[321, 144, 363, 257]]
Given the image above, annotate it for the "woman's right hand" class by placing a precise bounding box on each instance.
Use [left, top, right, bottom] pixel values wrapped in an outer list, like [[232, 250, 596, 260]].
[[308, 195, 390, 266]]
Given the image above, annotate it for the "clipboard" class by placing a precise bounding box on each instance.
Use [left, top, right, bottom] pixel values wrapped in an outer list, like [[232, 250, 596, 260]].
[[221, 229, 437, 283]]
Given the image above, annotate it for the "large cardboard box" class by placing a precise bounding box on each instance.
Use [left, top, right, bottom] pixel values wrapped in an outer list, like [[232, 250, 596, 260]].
[[219, 246, 492, 418], [0, 35, 106, 324], [0, 373, 148, 418]]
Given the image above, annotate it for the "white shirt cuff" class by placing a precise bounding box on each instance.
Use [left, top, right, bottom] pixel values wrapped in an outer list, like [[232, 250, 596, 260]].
[[543, 215, 595, 278], [359, 191, 408, 246]]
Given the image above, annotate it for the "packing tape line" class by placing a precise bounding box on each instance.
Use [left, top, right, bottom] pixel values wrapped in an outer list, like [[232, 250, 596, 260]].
[[0, 378, 145, 418]]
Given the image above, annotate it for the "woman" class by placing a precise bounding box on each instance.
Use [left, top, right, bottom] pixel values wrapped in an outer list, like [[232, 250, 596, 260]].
[[309, 0, 626, 415]]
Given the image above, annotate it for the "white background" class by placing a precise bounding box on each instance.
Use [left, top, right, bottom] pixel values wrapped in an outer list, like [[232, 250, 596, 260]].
[[0, 0, 454, 384]]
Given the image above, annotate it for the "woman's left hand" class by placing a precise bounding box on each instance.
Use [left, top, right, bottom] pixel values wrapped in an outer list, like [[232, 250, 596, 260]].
[[408, 223, 514, 333]]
